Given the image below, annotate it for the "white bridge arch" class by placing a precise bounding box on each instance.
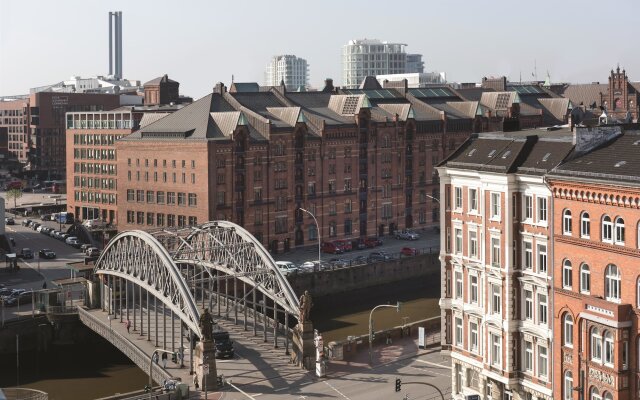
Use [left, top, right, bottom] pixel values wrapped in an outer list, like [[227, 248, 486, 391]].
[[94, 221, 301, 340]]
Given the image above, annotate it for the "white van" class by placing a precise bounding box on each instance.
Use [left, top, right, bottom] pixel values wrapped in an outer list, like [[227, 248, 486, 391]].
[[83, 219, 107, 229]]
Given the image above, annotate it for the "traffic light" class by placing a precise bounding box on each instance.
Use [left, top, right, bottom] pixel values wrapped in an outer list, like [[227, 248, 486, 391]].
[[395, 378, 401, 392]]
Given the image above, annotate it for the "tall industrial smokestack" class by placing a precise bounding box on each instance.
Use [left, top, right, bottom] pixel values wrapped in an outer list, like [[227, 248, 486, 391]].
[[108, 11, 123, 79]]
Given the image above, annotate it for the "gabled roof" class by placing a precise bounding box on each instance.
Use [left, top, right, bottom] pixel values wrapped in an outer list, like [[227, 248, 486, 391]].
[[139, 112, 170, 128], [210, 111, 247, 137], [328, 94, 371, 116], [538, 98, 571, 124], [446, 101, 480, 119], [377, 103, 413, 121], [556, 83, 607, 108], [359, 76, 382, 90], [266, 107, 305, 127], [480, 91, 520, 111], [229, 82, 260, 93], [143, 74, 177, 86]]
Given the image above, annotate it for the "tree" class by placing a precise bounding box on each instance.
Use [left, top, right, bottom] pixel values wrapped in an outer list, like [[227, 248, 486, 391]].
[[6, 188, 22, 211]]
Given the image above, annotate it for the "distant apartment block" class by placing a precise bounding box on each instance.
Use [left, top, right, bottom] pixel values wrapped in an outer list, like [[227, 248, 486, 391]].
[[342, 39, 410, 88], [406, 54, 424, 73], [377, 72, 447, 88], [265, 55, 309, 91]]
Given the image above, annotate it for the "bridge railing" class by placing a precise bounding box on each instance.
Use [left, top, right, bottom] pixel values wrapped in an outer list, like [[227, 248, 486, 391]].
[[77, 307, 173, 385], [0, 388, 48, 400]]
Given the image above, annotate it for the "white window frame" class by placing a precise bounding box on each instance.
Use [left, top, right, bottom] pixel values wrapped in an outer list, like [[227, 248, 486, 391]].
[[455, 316, 463, 347], [564, 371, 573, 400], [524, 289, 533, 321], [491, 236, 501, 267], [491, 333, 502, 368], [564, 314, 573, 348], [470, 275, 478, 304], [469, 321, 479, 352], [604, 331, 614, 366], [591, 328, 602, 362], [602, 215, 613, 243], [537, 197, 547, 224], [580, 264, 591, 294], [523, 194, 533, 221], [581, 211, 590, 238], [469, 229, 478, 259], [538, 292, 548, 325], [563, 259, 573, 289], [605, 264, 621, 302], [469, 188, 478, 212], [455, 271, 463, 299], [538, 345, 548, 379], [523, 240, 533, 270], [454, 187, 463, 210], [524, 340, 533, 372], [454, 228, 463, 255], [614, 217, 625, 245], [491, 284, 502, 315], [537, 243, 547, 274], [563, 209, 572, 235], [490, 192, 501, 220]]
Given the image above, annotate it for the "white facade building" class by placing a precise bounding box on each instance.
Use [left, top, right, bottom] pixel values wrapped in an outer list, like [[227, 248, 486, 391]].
[[376, 72, 447, 88], [438, 131, 574, 400], [264, 55, 309, 91], [342, 39, 410, 89], [30, 76, 142, 95]]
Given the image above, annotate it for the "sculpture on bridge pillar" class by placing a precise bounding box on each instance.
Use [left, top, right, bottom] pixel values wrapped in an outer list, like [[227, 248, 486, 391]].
[[298, 290, 313, 323], [199, 308, 214, 341]]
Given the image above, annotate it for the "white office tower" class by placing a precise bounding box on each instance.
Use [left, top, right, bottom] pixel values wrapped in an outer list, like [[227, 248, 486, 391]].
[[342, 39, 408, 89], [264, 55, 309, 91]]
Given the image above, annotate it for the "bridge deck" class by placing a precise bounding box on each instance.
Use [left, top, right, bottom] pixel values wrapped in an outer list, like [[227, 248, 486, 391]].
[[82, 307, 314, 394]]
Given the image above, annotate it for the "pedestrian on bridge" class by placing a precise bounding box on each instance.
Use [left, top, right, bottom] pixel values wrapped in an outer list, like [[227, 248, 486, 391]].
[[193, 373, 199, 390], [152, 352, 159, 365], [125, 319, 131, 333], [161, 351, 168, 369]]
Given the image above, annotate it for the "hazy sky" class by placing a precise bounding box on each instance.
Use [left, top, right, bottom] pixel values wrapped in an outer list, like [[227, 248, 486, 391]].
[[1, 0, 639, 99]]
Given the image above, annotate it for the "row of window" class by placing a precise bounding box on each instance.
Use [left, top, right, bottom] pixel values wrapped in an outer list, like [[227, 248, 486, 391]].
[[125, 211, 197, 227], [452, 189, 549, 223], [73, 162, 117, 176], [73, 148, 116, 161], [127, 158, 196, 169], [73, 191, 117, 204], [562, 262, 620, 301], [126, 190, 197, 207], [73, 133, 124, 146], [563, 211, 639, 247], [127, 170, 196, 185]]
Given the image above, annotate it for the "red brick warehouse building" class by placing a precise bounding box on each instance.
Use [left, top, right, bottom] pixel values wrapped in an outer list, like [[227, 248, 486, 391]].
[[548, 126, 640, 400], [116, 79, 480, 253]]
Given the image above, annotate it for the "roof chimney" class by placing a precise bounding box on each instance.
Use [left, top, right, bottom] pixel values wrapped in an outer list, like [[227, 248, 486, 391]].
[[323, 78, 334, 93], [213, 82, 227, 94]]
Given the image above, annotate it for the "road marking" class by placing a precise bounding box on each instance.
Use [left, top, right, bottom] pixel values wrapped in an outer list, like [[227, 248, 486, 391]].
[[274, 387, 288, 392], [415, 359, 452, 370], [323, 381, 351, 400]]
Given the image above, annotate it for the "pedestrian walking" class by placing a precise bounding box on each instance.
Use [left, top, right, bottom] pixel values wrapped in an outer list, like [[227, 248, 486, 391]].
[[125, 319, 131, 333], [386, 332, 392, 344], [193, 373, 199, 390], [42, 281, 47, 289], [161, 351, 168, 369], [178, 345, 184, 367], [153, 352, 159, 365]]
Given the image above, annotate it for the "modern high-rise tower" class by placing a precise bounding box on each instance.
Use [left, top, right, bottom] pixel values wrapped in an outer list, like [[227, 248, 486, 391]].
[[264, 55, 309, 91], [108, 11, 123, 80], [342, 39, 409, 89]]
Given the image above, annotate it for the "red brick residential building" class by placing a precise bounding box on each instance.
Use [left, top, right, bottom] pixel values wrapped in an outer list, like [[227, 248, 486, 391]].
[[0, 99, 30, 163], [548, 126, 640, 400], [438, 129, 574, 400]]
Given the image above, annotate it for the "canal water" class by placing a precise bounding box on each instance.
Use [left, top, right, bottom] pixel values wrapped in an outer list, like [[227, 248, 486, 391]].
[[1, 277, 440, 399]]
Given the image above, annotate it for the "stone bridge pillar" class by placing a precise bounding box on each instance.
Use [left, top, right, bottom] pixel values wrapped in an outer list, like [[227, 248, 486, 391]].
[[194, 339, 217, 391], [291, 321, 315, 370]]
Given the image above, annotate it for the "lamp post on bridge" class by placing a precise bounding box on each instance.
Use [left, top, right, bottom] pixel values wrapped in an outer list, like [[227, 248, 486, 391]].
[[299, 208, 320, 267], [369, 302, 401, 365], [147, 348, 175, 400]]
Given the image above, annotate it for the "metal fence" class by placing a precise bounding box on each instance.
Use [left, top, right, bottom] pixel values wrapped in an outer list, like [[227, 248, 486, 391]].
[[0, 388, 48, 400]]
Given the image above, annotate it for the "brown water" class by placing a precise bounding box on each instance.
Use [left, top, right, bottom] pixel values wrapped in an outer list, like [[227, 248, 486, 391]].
[[1, 277, 440, 399]]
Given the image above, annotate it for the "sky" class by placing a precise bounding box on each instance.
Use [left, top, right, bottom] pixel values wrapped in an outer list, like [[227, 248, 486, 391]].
[[1, 0, 639, 99]]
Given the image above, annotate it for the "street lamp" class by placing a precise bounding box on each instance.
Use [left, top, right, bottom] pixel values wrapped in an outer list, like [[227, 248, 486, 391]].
[[148, 348, 175, 400], [299, 208, 320, 267], [198, 356, 209, 399], [369, 302, 401, 365]]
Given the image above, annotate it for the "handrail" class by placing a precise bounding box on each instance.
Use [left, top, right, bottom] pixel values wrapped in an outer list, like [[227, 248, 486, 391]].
[[77, 307, 172, 385]]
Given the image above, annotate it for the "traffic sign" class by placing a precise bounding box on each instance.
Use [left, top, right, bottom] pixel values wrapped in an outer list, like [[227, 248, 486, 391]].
[[203, 364, 210, 375]]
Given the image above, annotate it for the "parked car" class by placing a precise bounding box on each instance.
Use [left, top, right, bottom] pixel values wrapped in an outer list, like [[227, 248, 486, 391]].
[[80, 244, 92, 253], [275, 261, 298, 276], [298, 261, 316, 272], [351, 255, 369, 265], [368, 251, 391, 262], [364, 237, 383, 248], [20, 248, 33, 259], [321, 241, 343, 254], [83, 219, 107, 229], [400, 247, 418, 256], [59, 233, 70, 241], [66, 237, 81, 247], [212, 331, 235, 359], [87, 247, 101, 257], [31, 222, 41, 230], [4, 291, 33, 307], [4, 217, 14, 225], [395, 230, 420, 240], [49, 230, 59, 238], [333, 239, 352, 252], [22, 219, 32, 227], [328, 258, 350, 268], [41, 214, 51, 221], [38, 249, 56, 259]]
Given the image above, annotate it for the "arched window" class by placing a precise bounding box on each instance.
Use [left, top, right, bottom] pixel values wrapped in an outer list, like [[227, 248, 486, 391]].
[[614, 217, 625, 244], [603, 393, 612, 400], [605, 264, 621, 302], [581, 212, 590, 238], [563, 260, 572, 289], [591, 328, 602, 361], [563, 371, 573, 400], [564, 314, 573, 347], [580, 264, 591, 293], [563, 209, 572, 235], [604, 331, 614, 365], [602, 215, 613, 242], [590, 387, 601, 400]]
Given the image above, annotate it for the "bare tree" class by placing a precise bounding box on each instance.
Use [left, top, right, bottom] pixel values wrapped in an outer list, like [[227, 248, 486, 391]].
[[6, 188, 22, 212]]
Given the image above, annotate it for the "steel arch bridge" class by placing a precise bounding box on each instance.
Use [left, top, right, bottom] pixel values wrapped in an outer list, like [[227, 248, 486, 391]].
[[94, 220, 300, 341]]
